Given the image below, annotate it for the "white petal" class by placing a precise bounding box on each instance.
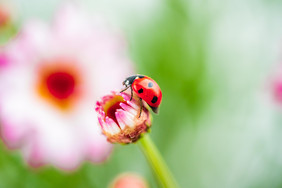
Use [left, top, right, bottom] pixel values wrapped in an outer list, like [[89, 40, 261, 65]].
[[105, 116, 121, 134], [120, 102, 138, 117], [122, 111, 136, 127], [126, 100, 140, 110], [115, 109, 127, 130]]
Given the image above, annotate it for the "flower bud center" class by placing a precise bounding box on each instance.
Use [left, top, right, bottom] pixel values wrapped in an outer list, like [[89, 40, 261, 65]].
[[103, 95, 125, 125]]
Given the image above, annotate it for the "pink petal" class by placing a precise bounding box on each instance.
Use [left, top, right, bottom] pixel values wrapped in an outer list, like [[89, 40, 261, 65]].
[[86, 138, 113, 163], [0, 119, 27, 149]]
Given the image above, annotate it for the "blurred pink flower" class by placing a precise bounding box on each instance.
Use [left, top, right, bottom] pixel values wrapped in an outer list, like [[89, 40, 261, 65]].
[[0, 6, 9, 27], [0, 2, 17, 46], [273, 80, 282, 103], [0, 4, 133, 170], [271, 64, 282, 104], [110, 173, 149, 188], [0, 1, 15, 29]]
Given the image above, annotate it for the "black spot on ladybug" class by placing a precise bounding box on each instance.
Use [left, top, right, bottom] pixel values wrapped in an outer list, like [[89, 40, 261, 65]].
[[148, 82, 153, 88], [151, 96, 158, 104], [138, 88, 143, 93]]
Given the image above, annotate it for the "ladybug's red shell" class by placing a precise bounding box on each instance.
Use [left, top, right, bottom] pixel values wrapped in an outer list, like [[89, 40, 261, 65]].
[[131, 77, 162, 108]]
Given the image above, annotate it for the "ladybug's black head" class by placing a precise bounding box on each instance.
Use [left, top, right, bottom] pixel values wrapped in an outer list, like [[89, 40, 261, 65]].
[[123, 75, 145, 87], [122, 79, 130, 87]]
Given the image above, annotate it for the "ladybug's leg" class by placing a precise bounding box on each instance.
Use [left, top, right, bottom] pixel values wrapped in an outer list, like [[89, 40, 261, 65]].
[[130, 87, 133, 101], [120, 86, 130, 93], [138, 97, 143, 118], [120, 86, 134, 101]]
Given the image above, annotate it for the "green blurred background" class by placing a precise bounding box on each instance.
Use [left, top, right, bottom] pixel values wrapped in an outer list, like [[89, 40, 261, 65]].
[[1, 0, 282, 187]]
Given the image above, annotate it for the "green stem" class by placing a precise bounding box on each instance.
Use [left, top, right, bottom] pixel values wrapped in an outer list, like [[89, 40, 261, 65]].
[[138, 134, 179, 188]]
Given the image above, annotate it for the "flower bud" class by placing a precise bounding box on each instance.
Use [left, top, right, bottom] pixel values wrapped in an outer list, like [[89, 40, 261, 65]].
[[95, 91, 152, 144]]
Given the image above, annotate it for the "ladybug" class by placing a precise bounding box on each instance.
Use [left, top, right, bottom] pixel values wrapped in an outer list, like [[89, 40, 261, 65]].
[[121, 75, 162, 115]]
